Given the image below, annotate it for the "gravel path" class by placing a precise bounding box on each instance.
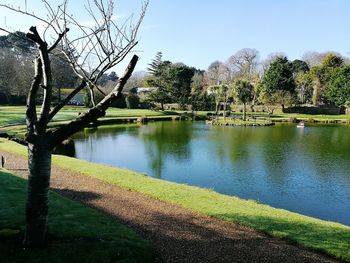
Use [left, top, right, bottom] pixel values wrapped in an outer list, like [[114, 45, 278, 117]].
[[0, 149, 341, 263]]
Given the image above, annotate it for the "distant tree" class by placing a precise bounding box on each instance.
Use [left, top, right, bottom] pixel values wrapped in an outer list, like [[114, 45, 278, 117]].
[[291, 59, 309, 73], [124, 71, 148, 91], [146, 52, 172, 110], [262, 56, 295, 94], [206, 61, 228, 85], [310, 53, 344, 105], [126, 93, 140, 109], [0, 47, 33, 103], [294, 72, 313, 104], [325, 65, 350, 106], [302, 51, 344, 67], [108, 71, 119, 82], [51, 53, 79, 102], [227, 48, 259, 80], [190, 70, 213, 111], [261, 52, 286, 74], [233, 79, 254, 120], [259, 90, 296, 114], [166, 63, 194, 108], [0, 31, 35, 52], [208, 85, 226, 115]]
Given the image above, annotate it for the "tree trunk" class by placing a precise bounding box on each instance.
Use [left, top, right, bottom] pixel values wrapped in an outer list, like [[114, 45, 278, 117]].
[[223, 100, 227, 121], [215, 102, 219, 116], [24, 140, 52, 247], [243, 103, 246, 121]]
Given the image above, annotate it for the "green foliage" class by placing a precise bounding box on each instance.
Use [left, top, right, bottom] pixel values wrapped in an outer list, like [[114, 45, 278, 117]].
[[321, 53, 344, 68], [166, 64, 195, 106], [262, 56, 295, 94], [191, 93, 215, 111], [146, 53, 195, 108], [233, 79, 254, 104], [309, 53, 344, 105], [126, 94, 140, 109], [108, 71, 118, 82], [294, 72, 313, 104], [147, 51, 163, 75], [291, 59, 309, 73], [325, 65, 350, 106], [0, 169, 151, 263], [190, 72, 215, 110], [146, 53, 172, 109]]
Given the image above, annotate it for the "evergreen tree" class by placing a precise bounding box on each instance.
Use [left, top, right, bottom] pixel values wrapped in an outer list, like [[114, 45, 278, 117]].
[[262, 56, 295, 94]]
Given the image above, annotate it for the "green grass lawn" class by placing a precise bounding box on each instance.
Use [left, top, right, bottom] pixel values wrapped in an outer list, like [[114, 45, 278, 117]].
[[1, 106, 349, 129], [0, 169, 152, 263], [1, 138, 349, 262], [0, 106, 180, 127]]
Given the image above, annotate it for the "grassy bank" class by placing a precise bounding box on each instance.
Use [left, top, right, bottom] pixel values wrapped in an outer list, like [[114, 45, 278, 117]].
[[1, 139, 349, 261], [0, 169, 151, 263]]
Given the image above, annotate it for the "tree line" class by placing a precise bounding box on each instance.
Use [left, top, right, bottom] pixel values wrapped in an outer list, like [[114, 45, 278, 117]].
[[0, 31, 120, 105], [0, 39, 349, 112], [142, 49, 350, 113]]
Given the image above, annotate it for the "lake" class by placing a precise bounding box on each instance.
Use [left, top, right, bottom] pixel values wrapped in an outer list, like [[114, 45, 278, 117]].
[[72, 121, 350, 225]]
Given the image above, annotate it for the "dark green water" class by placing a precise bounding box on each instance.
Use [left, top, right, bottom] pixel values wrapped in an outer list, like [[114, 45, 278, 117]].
[[73, 121, 350, 225]]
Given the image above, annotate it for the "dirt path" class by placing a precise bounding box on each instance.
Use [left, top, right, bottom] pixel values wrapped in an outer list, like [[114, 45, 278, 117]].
[[0, 149, 341, 263]]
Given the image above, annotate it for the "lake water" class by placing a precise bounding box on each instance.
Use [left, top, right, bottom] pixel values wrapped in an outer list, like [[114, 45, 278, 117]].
[[72, 121, 350, 225]]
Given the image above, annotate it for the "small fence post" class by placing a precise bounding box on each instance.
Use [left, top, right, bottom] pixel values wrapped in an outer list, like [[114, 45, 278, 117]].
[[1, 155, 5, 168]]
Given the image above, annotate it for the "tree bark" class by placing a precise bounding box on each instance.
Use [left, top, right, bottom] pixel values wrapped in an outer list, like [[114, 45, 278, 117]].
[[24, 139, 51, 247]]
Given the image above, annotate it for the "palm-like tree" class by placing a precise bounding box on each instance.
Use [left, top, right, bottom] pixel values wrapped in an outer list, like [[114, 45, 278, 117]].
[[233, 79, 254, 121]]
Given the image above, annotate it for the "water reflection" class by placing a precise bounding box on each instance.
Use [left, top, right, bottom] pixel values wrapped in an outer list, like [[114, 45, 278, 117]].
[[72, 121, 350, 225], [141, 121, 193, 177]]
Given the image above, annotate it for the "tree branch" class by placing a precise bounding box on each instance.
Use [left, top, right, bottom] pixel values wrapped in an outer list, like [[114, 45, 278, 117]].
[[26, 26, 45, 46], [49, 55, 138, 147], [48, 28, 69, 52], [48, 80, 87, 122], [36, 36, 52, 133], [26, 57, 42, 142]]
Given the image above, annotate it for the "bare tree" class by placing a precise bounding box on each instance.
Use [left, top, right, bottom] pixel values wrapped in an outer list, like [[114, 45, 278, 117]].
[[0, 0, 148, 247], [226, 48, 259, 81], [301, 51, 349, 68], [206, 61, 231, 84]]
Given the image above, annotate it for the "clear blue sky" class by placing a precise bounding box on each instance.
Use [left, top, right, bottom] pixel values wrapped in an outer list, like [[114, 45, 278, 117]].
[[1, 0, 350, 72]]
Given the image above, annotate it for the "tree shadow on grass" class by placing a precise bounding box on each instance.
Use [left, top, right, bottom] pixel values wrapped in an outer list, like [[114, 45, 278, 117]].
[[52, 188, 102, 203], [56, 185, 342, 263]]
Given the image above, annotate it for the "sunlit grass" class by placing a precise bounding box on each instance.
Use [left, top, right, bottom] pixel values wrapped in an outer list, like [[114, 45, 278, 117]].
[[1, 138, 349, 262], [0, 106, 180, 127]]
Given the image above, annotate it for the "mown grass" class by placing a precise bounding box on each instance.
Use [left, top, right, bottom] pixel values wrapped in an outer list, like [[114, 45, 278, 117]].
[[0, 106, 179, 127], [0, 168, 151, 263], [1, 106, 349, 128], [1, 138, 349, 262]]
